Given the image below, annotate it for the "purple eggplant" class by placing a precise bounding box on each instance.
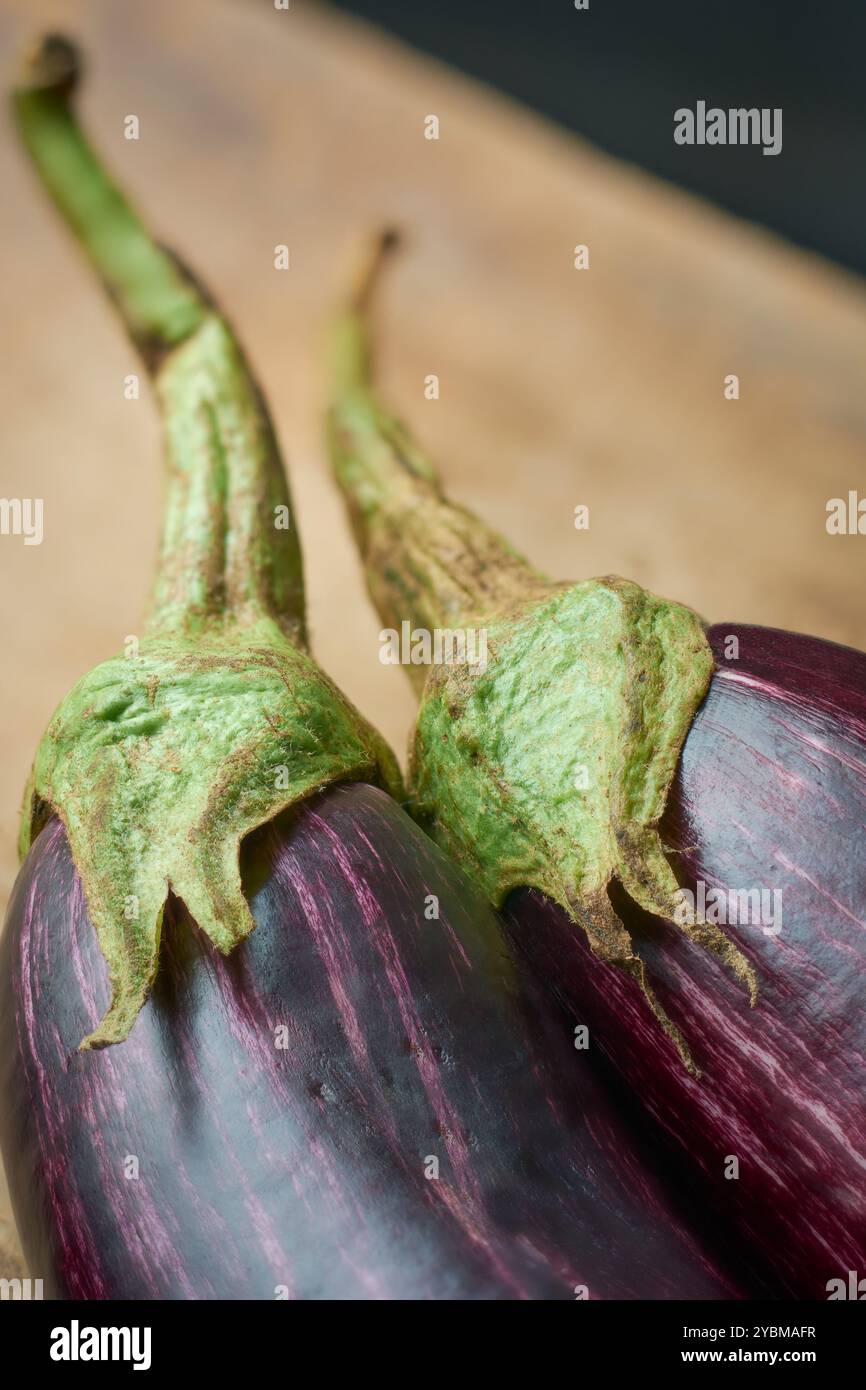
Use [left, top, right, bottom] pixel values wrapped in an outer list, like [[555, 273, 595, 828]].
[[3, 38, 757, 1302], [1, 786, 753, 1300], [505, 623, 866, 1299], [327, 237, 866, 1300]]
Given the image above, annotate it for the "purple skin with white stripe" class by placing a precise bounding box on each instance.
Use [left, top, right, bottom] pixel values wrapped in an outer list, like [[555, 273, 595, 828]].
[[0, 781, 756, 1301], [504, 624, 866, 1300]]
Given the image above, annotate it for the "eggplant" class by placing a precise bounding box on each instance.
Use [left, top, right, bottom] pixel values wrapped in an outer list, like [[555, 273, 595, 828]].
[[1, 786, 756, 1300], [3, 34, 757, 1302], [10, 34, 407, 1052], [504, 622, 866, 1299], [326, 236, 866, 1299]]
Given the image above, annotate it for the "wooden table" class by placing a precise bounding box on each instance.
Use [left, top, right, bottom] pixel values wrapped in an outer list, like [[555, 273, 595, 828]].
[[1, 0, 864, 1277]]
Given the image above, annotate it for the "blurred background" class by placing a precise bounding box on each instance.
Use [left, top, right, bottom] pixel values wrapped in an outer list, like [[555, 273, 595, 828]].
[[0, 0, 864, 1274], [336, 0, 866, 275]]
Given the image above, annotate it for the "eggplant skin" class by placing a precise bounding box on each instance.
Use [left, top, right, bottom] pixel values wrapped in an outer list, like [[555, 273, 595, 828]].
[[0, 783, 747, 1301], [505, 625, 866, 1300]]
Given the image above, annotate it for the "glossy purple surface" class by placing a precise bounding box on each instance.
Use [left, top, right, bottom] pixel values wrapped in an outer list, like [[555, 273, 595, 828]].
[[0, 783, 748, 1300], [505, 625, 866, 1299]]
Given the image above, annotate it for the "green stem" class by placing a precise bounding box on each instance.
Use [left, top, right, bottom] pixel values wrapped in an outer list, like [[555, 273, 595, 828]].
[[15, 35, 401, 1048], [14, 34, 306, 645], [327, 232, 756, 1067], [327, 232, 548, 689]]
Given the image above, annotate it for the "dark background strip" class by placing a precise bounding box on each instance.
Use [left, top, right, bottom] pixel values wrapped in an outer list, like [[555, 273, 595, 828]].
[[334, 0, 866, 275]]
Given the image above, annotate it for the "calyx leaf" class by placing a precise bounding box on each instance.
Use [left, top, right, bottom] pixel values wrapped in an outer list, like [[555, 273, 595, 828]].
[[410, 577, 757, 1071], [21, 625, 401, 1049]]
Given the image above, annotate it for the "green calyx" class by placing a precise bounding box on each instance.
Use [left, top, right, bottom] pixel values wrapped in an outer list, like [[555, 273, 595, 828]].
[[20, 624, 400, 1049], [328, 235, 756, 1071], [15, 35, 401, 1047]]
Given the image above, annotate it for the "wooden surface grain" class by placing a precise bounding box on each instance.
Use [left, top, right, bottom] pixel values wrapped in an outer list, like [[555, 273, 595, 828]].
[[0, 0, 864, 1276]]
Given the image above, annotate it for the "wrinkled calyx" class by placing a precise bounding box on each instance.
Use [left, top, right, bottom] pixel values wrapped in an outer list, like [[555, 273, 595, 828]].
[[15, 35, 401, 1047], [328, 234, 756, 1071]]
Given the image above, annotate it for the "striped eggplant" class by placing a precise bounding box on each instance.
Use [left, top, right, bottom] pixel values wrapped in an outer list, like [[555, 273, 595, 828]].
[[327, 236, 866, 1299], [1, 786, 756, 1300], [1, 34, 757, 1302], [504, 622, 866, 1299]]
